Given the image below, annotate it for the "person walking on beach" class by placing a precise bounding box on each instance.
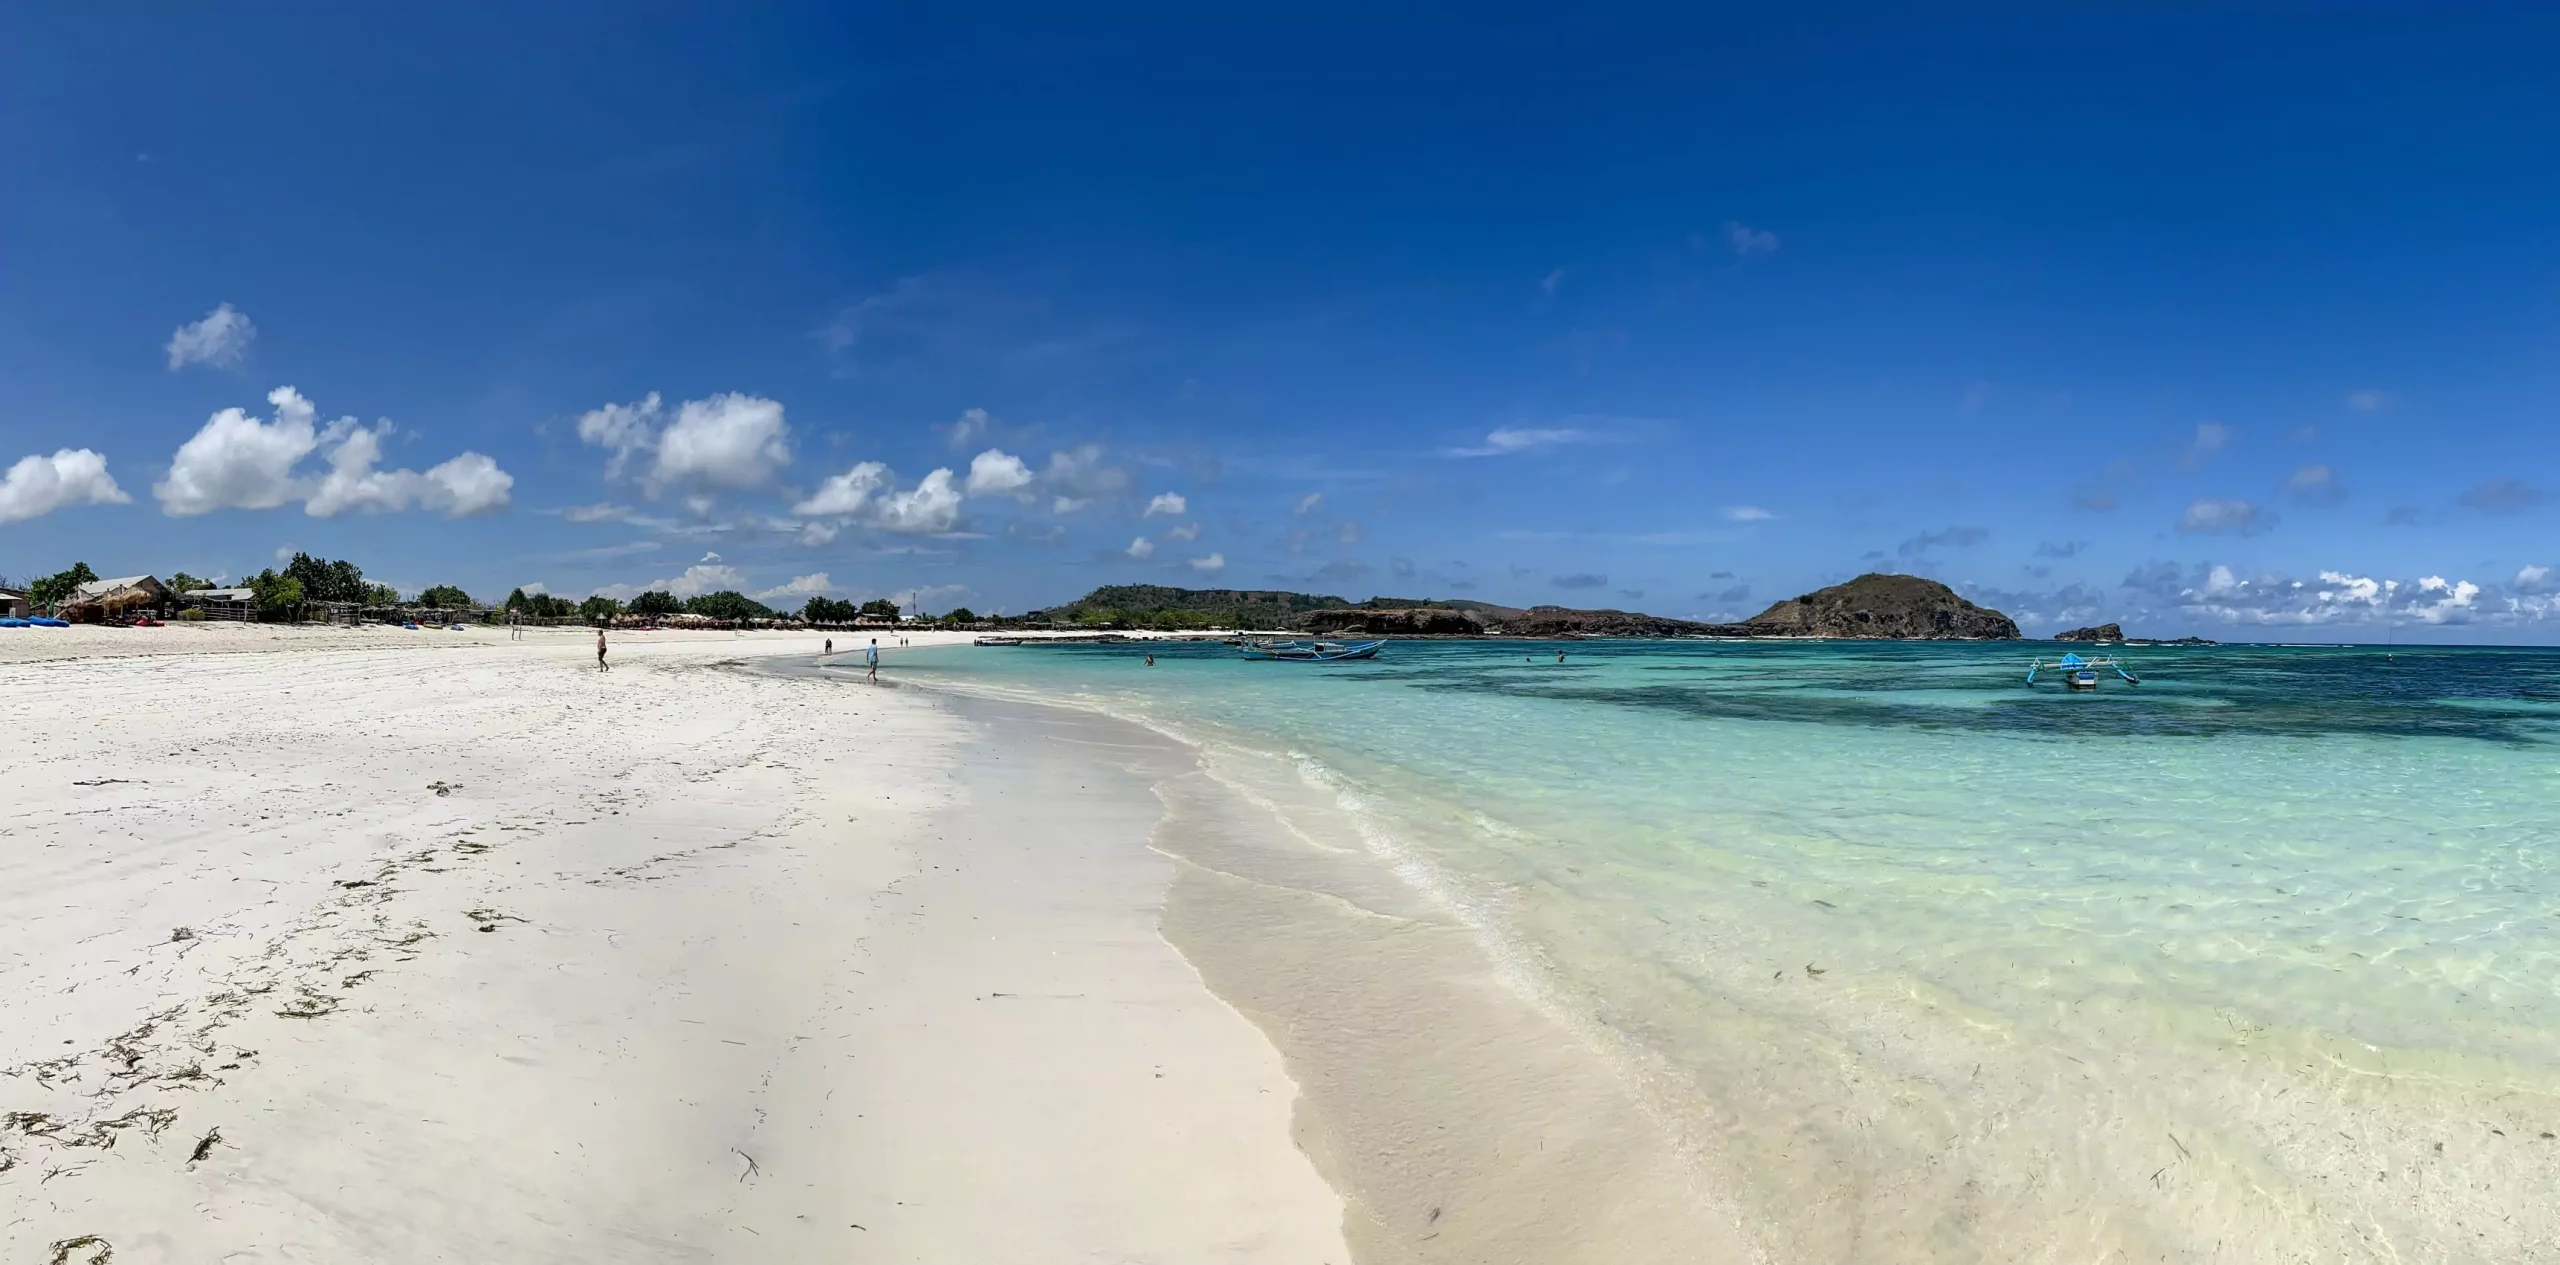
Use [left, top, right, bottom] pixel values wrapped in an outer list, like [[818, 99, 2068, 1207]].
[[865, 637, 879, 682], [824, 638, 833, 657], [596, 627, 610, 672]]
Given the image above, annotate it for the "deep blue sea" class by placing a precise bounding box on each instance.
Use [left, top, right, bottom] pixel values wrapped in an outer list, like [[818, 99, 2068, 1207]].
[[894, 638, 2560, 1258]]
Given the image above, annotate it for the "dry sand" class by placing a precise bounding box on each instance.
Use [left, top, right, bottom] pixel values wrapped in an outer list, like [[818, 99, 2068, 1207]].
[[1, 627, 1348, 1263]]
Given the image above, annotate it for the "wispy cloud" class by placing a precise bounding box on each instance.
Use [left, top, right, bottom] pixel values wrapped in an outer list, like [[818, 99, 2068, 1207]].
[[2459, 479, 2542, 515], [2177, 498, 2274, 536], [1551, 572, 1608, 589], [1896, 526, 1988, 557], [2343, 389, 2391, 413], [2180, 422, 2232, 467], [2285, 464, 2347, 507], [1445, 426, 1590, 458], [166, 303, 256, 371], [1724, 221, 1780, 257], [1723, 505, 1776, 522]]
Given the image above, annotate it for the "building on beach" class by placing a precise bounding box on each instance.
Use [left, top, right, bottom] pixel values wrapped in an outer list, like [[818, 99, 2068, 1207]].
[[63, 575, 172, 621], [0, 588, 27, 619], [178, 587, 255, 618]]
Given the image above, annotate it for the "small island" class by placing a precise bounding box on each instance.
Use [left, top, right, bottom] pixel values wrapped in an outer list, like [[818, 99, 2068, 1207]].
[[2054, 622, 2123, 642], [1034, 573, 2022, 640]]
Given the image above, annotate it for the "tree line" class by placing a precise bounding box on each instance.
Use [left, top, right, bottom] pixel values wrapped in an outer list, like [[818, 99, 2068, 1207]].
[[9, 553, 483, 620], [11, 553, 974, 628]]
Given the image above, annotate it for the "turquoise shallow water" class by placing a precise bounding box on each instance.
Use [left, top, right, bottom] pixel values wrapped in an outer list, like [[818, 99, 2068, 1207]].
[[892, 638, 2560, 1259]]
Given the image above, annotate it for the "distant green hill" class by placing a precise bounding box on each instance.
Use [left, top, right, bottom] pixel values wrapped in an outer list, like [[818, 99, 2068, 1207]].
[[1354, 595, 1527, 618], [1038, 585, 1349, 629]]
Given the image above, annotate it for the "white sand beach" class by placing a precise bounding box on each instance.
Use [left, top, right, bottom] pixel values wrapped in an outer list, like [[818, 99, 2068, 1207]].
[[1, 628, 1349, 1263]]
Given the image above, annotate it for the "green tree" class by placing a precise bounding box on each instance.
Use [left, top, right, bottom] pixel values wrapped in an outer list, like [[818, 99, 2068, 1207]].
[[416, 584, 474, 609], [683, 590, 773, 622], [505, 587, 530, 610], [167, 571, 210, 596], [857, 598, 901, 620], [945, 607, 978, 624], [247, 569, 305, 620], [364, 582, 401, 606], [578, 594, 622, 624], [628, 590, 681, 617], [282, 552, 370, 604], [28, 562, 99, 610]]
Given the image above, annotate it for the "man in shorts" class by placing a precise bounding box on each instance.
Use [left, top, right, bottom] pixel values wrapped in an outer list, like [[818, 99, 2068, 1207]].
[[865, 638, 879, 682], [597, 627, 610, 671]]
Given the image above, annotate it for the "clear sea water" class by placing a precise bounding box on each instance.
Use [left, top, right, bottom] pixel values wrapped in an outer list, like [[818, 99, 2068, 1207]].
[[892, 638, 2560, 1261]]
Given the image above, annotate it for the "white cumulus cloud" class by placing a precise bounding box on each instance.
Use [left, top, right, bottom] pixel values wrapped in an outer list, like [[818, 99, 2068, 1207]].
[[754, 572, 835, 602], [165, 303, 256, 370], [870, 468, 963, 535], [1723, 505, 1776, 522], [653, 393, 790, 493], [0, 449, 130, 524], [1165, 521, 1200, 542], [1144, 492, 1187, 517], [156, 386, 323, 515], [421, 452, 514, 517], [1188, 552, 1226, 572], [965, 448, 1034, 495], [657, 563, 747, 598], [577, 391, 791, 496], [158, 386, 511, 518], [1294, 491, 1324, 516], [793, 462, 888, 517], [1127, 536, 1156, 559]]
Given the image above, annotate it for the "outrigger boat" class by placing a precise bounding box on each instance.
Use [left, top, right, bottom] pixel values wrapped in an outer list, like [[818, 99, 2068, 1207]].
[[2026, 651, 2140, 689], [972, 635, 1025, 646], [1237, 638, 1385, 662]]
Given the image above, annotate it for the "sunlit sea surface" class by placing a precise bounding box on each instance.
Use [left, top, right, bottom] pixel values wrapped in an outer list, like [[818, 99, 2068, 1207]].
[[892, 638, 2560, 1260]]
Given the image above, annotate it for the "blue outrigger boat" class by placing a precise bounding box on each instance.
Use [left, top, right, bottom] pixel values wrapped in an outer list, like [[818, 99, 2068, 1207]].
[[2027, 651, 2139, 689], [1238, 638, 1385, 662]]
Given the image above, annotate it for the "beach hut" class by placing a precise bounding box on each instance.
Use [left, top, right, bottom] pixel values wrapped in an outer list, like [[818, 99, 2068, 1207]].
[[0, 588, 27, 619], [65, 575, 172, 622], [179, 587, 256, 621]]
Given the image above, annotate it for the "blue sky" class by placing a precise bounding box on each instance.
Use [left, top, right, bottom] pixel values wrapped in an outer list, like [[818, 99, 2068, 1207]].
[[4, 6, 2556, 638]]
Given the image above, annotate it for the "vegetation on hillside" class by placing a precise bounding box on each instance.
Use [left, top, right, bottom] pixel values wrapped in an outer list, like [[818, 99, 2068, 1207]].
[[1040, 584, 1350, 630]]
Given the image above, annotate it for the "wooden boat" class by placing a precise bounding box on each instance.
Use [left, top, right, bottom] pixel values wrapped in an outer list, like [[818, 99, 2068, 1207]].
[[972, 635, 1025, 646], [1238, 639, 1384, 662], [2026, 652, 2139, 689]]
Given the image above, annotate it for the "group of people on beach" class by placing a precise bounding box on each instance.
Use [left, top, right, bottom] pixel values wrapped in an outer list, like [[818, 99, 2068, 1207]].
[[576, 629, 881, 680]]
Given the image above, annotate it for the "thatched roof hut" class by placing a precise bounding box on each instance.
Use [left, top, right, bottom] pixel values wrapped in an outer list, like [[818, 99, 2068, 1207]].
[[63, 575, 171, 620]]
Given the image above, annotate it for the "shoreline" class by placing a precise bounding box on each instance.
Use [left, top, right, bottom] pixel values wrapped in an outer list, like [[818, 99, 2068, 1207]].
[[864, 656, 1760, 1263], [1, 633, 1350, 1262]]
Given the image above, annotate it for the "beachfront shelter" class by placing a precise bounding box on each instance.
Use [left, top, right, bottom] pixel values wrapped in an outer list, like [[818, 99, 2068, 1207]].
[[180, 587, 257, 620], [0, 588, 26, 619], [65, 575, 171, 620]]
